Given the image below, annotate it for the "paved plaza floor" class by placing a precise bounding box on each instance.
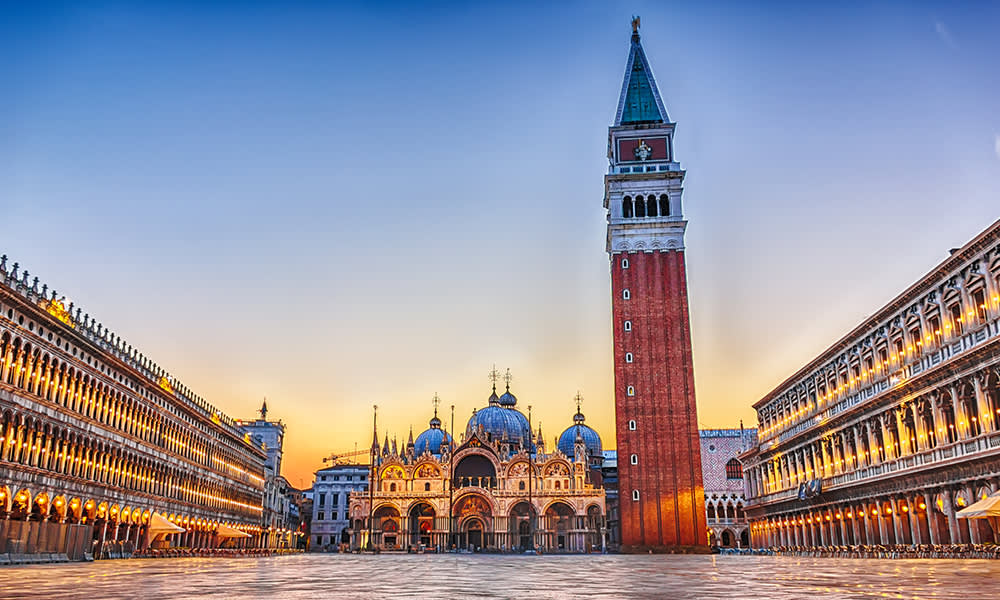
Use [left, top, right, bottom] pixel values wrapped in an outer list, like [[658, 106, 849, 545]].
[[0, 553, 994, 599]]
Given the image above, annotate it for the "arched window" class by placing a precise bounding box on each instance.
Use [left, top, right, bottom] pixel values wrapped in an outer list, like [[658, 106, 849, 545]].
[[628, 419, 636, 431], [631, 489, 640, 501], [555, 480, 561, 490], [625, 352, 633, 363], [624, 320, 632, 332], [646, 196, 658, 217], [948, 301, 963, 336], [389, 482, 397, 492], [626, 386, 635, 396], [622, 196, 633, 218], [621, 258, 629, 269], [635, 195, 646, 218], [519, 481, 525, 491], [622, 289, 630, 300], [629, 454, 638, 465], [725, 458, 743, 480], [424, 482, 430, 491], [659, 194, 670, 216]]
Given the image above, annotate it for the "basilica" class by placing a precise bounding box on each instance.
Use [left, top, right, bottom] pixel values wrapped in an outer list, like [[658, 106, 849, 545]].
[[347, 382, 607, 552]]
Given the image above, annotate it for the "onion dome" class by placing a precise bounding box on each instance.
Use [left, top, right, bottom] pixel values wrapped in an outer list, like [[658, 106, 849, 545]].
[[414, 403, 452, 456], [466, 404, 531, 447], [557, 406, 602, 458], [497, 388, 518, 407]]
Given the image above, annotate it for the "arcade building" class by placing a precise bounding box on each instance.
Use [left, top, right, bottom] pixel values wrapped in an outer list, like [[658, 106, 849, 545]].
[[742, 220, 1000, 549], [0, 255, 270, 560], [348, 384, 607, 552]]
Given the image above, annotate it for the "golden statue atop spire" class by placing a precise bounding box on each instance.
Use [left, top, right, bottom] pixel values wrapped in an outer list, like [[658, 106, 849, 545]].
[[631, 15, 640, 34]]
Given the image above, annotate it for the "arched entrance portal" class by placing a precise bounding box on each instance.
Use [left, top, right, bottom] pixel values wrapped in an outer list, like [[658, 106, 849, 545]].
[[373, 505, 400, 549], [408, 503, 435, 548], [465, 518, 485, 552], [508, 502, 536, 552], [454, 494, 492, 551], [544, 501, 574, 552]]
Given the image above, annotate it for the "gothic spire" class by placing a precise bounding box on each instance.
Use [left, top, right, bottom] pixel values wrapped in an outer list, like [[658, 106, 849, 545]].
[[614, 17, 669, 126]]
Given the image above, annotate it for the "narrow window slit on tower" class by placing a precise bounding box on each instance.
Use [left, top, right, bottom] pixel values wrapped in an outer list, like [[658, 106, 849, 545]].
[[624, 320, 632, 331], [623, 289, 630, 300]]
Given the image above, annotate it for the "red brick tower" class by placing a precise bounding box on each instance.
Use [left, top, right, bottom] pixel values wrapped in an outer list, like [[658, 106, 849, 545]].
[[605, 20, 706, 552]]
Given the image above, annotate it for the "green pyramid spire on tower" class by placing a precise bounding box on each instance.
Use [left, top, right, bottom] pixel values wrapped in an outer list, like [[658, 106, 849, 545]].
[[614, 18, 668, 126]]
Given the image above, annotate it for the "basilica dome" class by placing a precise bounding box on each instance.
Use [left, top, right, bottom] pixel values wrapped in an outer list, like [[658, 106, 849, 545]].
[[557, 408, 603, 458], [414, 414, 452, 456], [466, 387, 531, 447]]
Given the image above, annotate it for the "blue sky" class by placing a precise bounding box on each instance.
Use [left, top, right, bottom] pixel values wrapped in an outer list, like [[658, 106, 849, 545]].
[[2, 1, 999, 485]]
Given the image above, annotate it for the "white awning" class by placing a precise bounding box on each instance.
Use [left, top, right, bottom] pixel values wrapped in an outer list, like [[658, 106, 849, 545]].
[[148, 512, 185, 535], [216, 523, 252, 539]]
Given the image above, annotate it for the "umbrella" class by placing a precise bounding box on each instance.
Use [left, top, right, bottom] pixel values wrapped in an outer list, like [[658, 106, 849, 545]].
[[956, 491, 1000, 533]]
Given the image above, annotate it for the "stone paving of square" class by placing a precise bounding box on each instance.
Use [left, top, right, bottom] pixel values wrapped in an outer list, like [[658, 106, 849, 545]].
[[0, 554, 996, 599]]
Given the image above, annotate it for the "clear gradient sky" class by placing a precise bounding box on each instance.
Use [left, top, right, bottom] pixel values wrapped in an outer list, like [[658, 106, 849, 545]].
[[2, 2, 999, 487]]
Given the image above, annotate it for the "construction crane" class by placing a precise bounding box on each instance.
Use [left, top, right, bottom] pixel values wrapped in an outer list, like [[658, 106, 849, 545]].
[[321, 447, 370, 466]]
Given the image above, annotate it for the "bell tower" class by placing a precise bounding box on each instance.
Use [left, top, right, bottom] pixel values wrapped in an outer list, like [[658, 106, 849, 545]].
[[605, 19, 706, 552]]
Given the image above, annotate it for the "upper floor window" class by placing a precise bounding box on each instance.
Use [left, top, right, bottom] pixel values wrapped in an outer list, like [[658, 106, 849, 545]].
[[725, 458, 743, 480], [622, 289, 631, 300], [659, 194, 670, 216], [622, 196, 633, 218], [630, 454, 638, 465], [632, 489, 640, 501], [624, 320, 632, 332], [928, 314, 942, 343], [621, 258, 629, 269], [972, 288, 988, 322], [627, 386, 635, 396], [628, 419, 636, 431], [948, 301, 963, 335], [625, 352, 634, 363]]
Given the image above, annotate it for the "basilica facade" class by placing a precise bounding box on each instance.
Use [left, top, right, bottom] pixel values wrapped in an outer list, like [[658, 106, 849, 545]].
[[348, 386, 607, 553]]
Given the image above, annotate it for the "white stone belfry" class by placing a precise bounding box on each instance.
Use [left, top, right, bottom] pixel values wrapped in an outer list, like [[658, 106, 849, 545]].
[[604, 27, 687, 254]]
